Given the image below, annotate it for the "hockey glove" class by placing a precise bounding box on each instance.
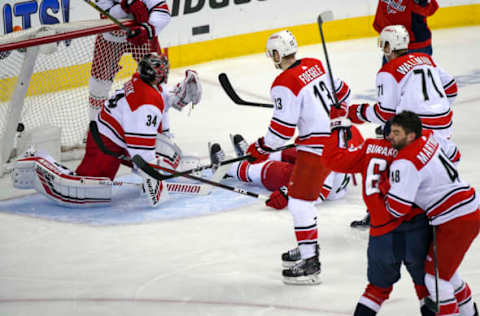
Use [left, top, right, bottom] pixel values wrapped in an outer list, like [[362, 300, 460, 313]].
[[246, 137, 272, 164], [170, 70, 202, 110], [347, 103, 369, 124], [266, 186, 288, 210], [127, 22, 154, 46], [121, 0, 149, 23], [329, 102, 351, 130]]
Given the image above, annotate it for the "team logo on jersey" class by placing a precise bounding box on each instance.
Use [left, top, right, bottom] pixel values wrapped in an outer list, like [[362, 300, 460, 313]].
[[381, 0, 406, 14]]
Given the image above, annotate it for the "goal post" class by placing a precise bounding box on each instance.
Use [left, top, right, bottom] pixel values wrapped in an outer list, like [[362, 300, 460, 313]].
[[0, 19, 152, 176]]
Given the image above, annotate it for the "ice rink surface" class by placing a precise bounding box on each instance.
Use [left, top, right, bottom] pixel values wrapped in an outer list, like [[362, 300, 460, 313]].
[[1, 25, 479, 315]]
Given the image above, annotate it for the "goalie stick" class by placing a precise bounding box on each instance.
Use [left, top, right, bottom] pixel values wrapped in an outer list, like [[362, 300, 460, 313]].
[[89, 122, 271, 200], [218, 73, 274, 108], [89, 121, 294, 181], [132, 154, 269, 200]]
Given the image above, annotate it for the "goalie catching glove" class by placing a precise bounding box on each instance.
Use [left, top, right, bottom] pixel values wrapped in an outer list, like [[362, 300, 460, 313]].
[[168, 70, 202, 111]]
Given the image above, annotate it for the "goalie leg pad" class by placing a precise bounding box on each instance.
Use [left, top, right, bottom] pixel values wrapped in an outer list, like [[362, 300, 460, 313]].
[[17, 156, 113, 207]]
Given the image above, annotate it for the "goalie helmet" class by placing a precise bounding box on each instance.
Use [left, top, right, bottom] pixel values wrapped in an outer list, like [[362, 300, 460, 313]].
[[266, 30, 297, 67], [378, 25, 409, 54], [138, 53, 169, 85]]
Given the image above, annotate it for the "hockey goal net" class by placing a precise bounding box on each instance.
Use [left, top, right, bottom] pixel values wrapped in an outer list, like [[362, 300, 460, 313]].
[[0, 19, 160, 176]]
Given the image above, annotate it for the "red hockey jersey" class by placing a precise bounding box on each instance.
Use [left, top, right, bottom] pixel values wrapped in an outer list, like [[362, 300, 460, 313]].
[[373, 0, 438, 50], [322, 129, 422, 236]]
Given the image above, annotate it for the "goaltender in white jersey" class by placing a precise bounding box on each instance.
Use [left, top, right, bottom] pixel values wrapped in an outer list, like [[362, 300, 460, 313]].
[[11, 53, 205, 208]]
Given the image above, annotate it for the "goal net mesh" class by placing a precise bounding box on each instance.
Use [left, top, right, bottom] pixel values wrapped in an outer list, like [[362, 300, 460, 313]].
[[0, 20, 156, 161]]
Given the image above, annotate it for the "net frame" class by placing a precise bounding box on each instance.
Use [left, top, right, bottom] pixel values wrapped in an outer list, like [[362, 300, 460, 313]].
[[0, 19, 143, 176]]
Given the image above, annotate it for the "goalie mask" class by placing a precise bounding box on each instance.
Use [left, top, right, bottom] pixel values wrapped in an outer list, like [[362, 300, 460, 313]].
[[266, 30, 297, 69], [378, 25, 409, 56], [138, 53, 169, 85]]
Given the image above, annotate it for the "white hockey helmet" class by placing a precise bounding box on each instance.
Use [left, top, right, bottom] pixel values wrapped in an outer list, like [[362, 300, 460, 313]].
[[266, 30, 297, 67], [378, 25, 409, 54]]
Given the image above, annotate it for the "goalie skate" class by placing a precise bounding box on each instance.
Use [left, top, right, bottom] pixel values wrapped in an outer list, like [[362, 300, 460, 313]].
[[282, 255, 321, 285]]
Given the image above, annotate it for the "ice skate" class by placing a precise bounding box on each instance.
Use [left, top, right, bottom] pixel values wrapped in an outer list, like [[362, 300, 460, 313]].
[[281, 245, 320, 268], [230, 134, 249, 157], [282, 255, 321, 285], [350, 212, 370, 230]]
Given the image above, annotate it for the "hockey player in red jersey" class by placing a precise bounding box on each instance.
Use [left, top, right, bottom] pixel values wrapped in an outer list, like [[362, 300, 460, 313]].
[[245, 30, 351, 284], [89, 0, 171, 120], [384, 111, 479, 316], [374, 0, 438, 59], [347, 25, 460, 164], [324, 109, 434, 315]]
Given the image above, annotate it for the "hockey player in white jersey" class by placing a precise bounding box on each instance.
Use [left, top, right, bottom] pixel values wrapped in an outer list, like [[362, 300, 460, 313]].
[[89, 0, 171, 120], [245, 30, 352, 284], [384, 111, 479, 316], [347, 25, 460, 163], [11, 53, 203, 207], [209, 134, 359, 210]]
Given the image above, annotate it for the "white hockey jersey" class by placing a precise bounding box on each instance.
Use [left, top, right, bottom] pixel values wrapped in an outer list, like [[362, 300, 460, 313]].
[[97, 73, 165, 163], [265, 58, 351, 155], [96, 0, 171, 43], [357, 53, 459, 161], [385, 131, 478, 225]]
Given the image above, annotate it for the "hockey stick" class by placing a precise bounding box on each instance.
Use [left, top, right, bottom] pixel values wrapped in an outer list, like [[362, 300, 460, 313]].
[[132, 154, 269, 200], [317, 11, 339, 109], [107, 179, 212, 195], [89, 121, 294, 181], [83, 0, 131, 32], [425, 225, 440, 313], [218, 73, 274, 108]]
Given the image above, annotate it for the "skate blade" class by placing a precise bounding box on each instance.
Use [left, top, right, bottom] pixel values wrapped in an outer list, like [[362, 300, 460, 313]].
[[282, 274, 321, 285]]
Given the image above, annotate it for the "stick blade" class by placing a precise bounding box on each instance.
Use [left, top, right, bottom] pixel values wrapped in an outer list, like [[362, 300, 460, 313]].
[[318, 11, 334, 24]]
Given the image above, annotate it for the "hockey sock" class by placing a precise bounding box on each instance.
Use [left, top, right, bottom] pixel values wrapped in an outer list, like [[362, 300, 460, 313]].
[[450, 272, 476, 316], [414, 284, 435, 316], [425, 273, 459, 315], [356, 284, 392, 315], [288, 197, 317, 259]]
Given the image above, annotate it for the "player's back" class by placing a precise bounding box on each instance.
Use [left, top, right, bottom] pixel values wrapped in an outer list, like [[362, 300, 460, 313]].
[[389, 132, 478, 225], [379, 53, 452, 139], [270, 58, 335, 154]]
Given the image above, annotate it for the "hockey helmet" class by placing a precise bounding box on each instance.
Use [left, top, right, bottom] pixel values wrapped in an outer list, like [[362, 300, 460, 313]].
[[266, 30, 297, 67], [378, 25, 409, 54], [138, 53, 169, 85]]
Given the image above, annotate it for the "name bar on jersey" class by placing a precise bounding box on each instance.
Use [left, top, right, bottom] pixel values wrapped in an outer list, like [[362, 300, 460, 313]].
[[397, 56, 433, 75], [298, 65, 325, 85]]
